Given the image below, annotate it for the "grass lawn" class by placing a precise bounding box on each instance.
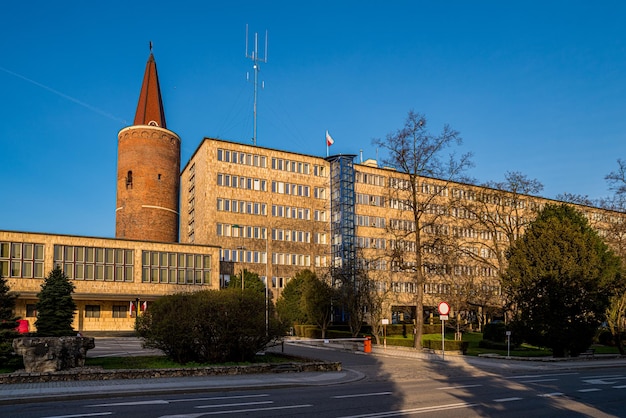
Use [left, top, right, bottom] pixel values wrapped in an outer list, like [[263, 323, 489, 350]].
[[85, 353, 296, 370]]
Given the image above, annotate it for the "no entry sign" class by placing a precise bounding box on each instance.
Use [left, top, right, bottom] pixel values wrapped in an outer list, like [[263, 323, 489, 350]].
[[438, 301, 450, 316]]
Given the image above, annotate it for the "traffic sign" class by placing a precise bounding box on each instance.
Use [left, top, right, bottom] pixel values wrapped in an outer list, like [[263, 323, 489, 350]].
[[438, 301, 450, 316]]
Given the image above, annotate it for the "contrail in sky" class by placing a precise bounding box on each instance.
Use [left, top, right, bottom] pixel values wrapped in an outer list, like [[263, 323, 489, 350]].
[[0, 65, 127, 124]]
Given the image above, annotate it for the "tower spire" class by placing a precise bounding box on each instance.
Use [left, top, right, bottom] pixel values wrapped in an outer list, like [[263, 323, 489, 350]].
[[133, 46, 166, 128]]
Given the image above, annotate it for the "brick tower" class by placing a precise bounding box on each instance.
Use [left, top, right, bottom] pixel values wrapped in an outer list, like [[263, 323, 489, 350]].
[[115, 52, 180, 242]]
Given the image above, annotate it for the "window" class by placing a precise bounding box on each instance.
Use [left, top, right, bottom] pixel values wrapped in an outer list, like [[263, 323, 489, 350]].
[[85, 305, 101, 318], [142, 250, 211, 285], [112, 305, 127, 318], [54, 245, 133, 282], [26, 304, 37, 317], [0, 241, 45, 278]]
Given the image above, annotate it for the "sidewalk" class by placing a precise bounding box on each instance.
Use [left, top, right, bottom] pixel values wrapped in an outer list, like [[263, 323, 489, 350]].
[[3, 339, 626, 405]]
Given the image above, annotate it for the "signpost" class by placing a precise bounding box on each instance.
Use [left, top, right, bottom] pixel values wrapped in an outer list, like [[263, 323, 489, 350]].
[[438, 302, 450, 360], [506, 330, 511, 358], [382, 318, 389, 349]]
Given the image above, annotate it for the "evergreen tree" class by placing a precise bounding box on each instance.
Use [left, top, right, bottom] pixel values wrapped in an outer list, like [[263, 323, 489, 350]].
[[0, 274, 19, 367], [503, 204, 624, 357], [276, 270, 308, 327], [35, 266, 77, 336]]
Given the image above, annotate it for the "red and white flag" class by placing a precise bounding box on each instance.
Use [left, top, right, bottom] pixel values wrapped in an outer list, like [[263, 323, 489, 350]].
[[326, 130, 334, 146], [142, 301, 148, 312], [129, 300, 135, 315]]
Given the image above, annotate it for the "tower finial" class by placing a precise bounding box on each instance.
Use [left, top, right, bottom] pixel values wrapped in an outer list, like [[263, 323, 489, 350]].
[[149, 41, 153, 53]]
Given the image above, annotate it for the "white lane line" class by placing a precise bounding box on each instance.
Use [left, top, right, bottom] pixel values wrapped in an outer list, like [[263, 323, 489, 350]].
[[519, 379, 559, 383], [169, 394, 270, 403], [613, 385, 626, 389], [538, 392, 564, 397], [494, 397, 523, 402], [508, 372, 578, 380], [578, 388, 601, 393], [338, 402, 477, 418], [89, 400, 169, 407], [437, 384, 482, 390], [186, 404, 312, 415], [195, 401, 273, 409], [43, 413, 113, 418], [333, 392, 393, 399]]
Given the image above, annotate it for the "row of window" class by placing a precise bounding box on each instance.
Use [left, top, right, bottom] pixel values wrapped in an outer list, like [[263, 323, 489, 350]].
[[356, 215, 386, 228], [271, 157, 310, 174], [23, 304, 131, 318], [54, 245, 134, 282], [356, 193, 385, 207], [217, 173, 267, 191], [272, 204, 311, 220], [141, 250, 212, 285], [220, 249, 268, 264], [272, 229, 311, 243], [271, 181, 310, 197], [217, 149, 268, 168], [217, 198, 268, 216], [0, 242, 45, 278], [356, 171, 386, 187], [357, 237, 386, 249], [217, 223, 267, 239]]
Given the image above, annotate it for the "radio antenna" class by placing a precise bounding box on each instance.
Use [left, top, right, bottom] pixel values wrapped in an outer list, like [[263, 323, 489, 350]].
[[245, 24, 268, 146]]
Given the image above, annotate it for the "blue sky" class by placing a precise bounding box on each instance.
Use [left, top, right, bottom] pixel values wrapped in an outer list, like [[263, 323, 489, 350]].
[[2, 1, 626, 238]]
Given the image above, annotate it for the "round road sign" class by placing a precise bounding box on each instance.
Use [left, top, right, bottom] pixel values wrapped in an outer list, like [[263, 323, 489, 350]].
[[438, 301, 450, 316]]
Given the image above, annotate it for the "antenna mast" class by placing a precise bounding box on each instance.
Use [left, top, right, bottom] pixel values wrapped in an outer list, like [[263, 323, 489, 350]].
[[245, 24, 268, 146]]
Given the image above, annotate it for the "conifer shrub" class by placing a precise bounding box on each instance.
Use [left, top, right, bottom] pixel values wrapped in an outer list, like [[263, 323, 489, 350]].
[[35, 266, 77, 336]]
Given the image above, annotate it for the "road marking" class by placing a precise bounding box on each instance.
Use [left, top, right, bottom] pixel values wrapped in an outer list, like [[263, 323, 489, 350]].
[[437, 384, 482, 390], [43, 413, 113, 418], [582, 379, 620, 385], [178, 404, 312, 415], [613, 385, 626, 389], [494, 397, 523, 402], [519, 378, 559, 383], [578, 388, 601, 393], [89, 400, 169, 407], [169, 394, 270, 403], [538, 392, 564, 397], [195, 401, 273, 409], [333, 392, 393, 398], [508, 373, 577, 380], [338, 402, 477, 417]]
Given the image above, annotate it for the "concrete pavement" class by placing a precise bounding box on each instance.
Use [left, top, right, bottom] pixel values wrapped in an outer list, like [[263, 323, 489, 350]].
[[2, 338, 626, 405]]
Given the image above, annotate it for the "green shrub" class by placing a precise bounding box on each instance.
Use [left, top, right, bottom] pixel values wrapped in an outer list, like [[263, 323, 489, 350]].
[[423, 339, 469, 354], [137, 288, 284, 364], [35, 267, 77, 337], [483, 322, 507, 343]]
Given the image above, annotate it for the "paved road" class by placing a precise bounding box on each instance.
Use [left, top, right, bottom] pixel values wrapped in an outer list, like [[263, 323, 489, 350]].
[[3, 338, 626, 417]]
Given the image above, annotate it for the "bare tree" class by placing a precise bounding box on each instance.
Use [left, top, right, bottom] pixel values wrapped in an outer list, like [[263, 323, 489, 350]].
[[374, 110, 473, 349]]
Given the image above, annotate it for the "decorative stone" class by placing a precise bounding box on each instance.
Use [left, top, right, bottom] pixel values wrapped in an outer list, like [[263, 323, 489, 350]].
[[13, 336, 96, 373]]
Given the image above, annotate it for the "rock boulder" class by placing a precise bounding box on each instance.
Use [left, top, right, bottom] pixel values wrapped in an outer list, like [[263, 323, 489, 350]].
[[13, 336, 96, 373]]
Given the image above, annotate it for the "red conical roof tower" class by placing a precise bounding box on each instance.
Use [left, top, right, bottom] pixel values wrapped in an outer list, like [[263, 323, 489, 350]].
[[115, 49, 181, 243]]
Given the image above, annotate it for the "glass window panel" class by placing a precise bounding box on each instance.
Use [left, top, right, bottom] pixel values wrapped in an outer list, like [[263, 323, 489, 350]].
[[178, 269, 185, 284], [195, 255, 202, 268], [125, 250, 134, 265], [64, 263, 74, 278], [186, 269, 194, 284], [75, 247, 84, 262], [160, 253, 168, 267], [105, 265, 114, 281], [95, 248, 104, 263], [105, 249, 114, 264], [34, 262, 43, 278], [142, 267, 150, 282], [85, 247, 94, 263], [151, 268, 158, 283], [203, 270, 211, 285], [203, 255, 211, 269], [169, 253, 176, 267], [178, 254, 185, 267], [75, 264, 84, 280], [125, 266, 133, 281], [151, 252, 159, 267], [22, 261, 32, 278], [54, 245, 62, 262], [169, 268, 177, 283], [115, 249, 124, 264], [64, 246, 74, 262], [96, 265, 104, 280], [160, 268, 168, 283], [195, 270, 202, 284], [186, 254, 194, 268], [0, 243, 9, 258], [11, 243, 21, 258], [85, 264, 94, 280], [11, 261, 20, 277], [115, 266, 123, 281], [23, 244, 33, 260]]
